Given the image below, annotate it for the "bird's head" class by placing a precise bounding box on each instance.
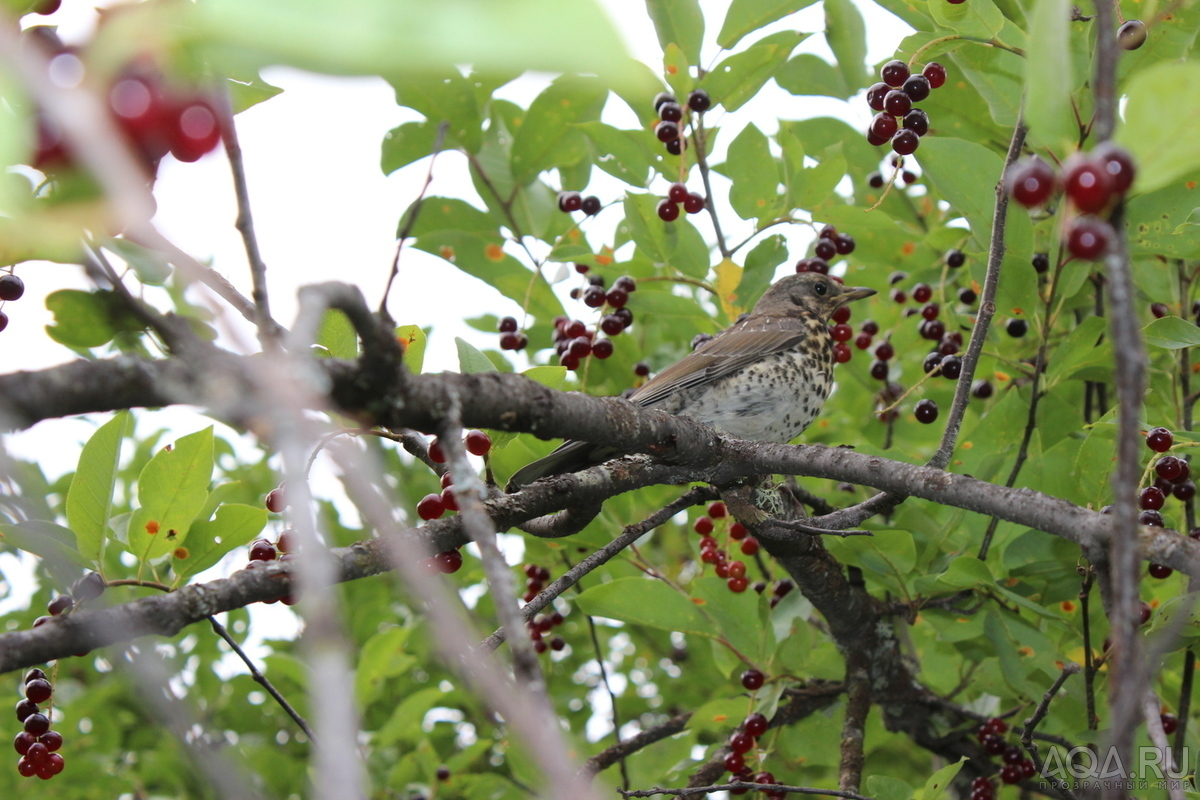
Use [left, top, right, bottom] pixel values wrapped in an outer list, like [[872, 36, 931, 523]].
[[753, 273, 876, 322]]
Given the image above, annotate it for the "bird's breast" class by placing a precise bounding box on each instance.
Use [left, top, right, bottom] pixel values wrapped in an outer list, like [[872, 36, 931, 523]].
[[669, 347, 835, 443]]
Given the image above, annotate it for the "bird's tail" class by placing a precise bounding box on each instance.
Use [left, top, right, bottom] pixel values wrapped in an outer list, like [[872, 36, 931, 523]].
[[505, 440, 601, 491]]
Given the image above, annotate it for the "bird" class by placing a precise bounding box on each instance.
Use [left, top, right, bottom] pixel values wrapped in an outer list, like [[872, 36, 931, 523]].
[[506, 272, 876, 490]]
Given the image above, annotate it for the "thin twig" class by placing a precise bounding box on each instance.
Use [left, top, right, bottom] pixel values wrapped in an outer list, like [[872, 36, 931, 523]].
[[1174, 649, 1195, 768], [691, 114, 730, 259], [1020, 663, 1080, 800], [381, 121, 450, 319], [477, 488, 709, 654], [216, 83, 277, 347], [208, 616, 316, 742]]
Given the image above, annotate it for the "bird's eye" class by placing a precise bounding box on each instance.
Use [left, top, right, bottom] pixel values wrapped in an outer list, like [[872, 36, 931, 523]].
[[813, 281, 828, 296]]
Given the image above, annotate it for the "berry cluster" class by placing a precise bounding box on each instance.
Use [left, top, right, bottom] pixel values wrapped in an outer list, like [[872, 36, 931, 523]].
[[1006, 143, 1135, 261], [865, 60, 945, 156], [975, 717, 1036, 788], [556, 191, 602, 217], [721, 710, 772, 794], [32, 571, 105, 638], [866, 155, 920, 190], [14, 669, 64, 780], [1135, 427, 1195, 577], [522, 562, 553, 604], [419, 431, 492, 520], [30, 38, 222, 176], [693, 502, 759, 593], [555, 275, 636, 369], [794, 224, 856, 276], [420, 547, 464, 575], [0, 271, 25, 334], [525, 600, 567, 655], [656, 181, 705, 221], [651, 89, 711, 157], [497, 316, 529, 351]]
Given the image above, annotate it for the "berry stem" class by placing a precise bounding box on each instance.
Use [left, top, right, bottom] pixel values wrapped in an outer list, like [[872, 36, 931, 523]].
[[906, 35, 1026, 70], [382, 120, 450, 322], [690, 115, 731, 259]]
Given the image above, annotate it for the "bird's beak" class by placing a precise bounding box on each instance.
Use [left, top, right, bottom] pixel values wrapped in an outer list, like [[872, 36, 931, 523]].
[[837, 286, 877, 304]]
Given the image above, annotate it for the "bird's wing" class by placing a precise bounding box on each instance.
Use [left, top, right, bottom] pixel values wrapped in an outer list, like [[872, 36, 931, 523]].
[[630, 317, 813, 408]]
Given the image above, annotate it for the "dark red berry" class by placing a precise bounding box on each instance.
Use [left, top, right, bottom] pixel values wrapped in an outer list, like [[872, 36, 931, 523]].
[[866, 82, 890, 111], [1140, 509, 1165, 526], [499, 331, 525, 350], [983, 733, 1007, 755], [880, 59, 910, 87], [830, 323, 853, 342], [634, 362, 650, 377], [606, 288, 628, 308], [683, 192, 705, 214], [832, 306, 852, 324], [999, 764, 1022, 784], [1031, 253, 1050, 274], [869, 113, 898, 141], [940, 355, 962, 379], [580, 195, 602, 216], [465, 430, 492, 456], [0, 274, 25, 301], [884, 90, 912, 117], [869, 360, 889, 380], [557, 191, 581, 212], [1175, 480, 1196, 501], [666, 182, 689, 203], [959, 287, 978, 304], [875, 341, 895, 360], [1118, 19, 1148, 50], [919, 318, 945, 340], [922, 62, 947, 88], [1063, 153, 1116, 213], [653, 92, 677, 111], [1006, 318, 1028, 338], [924, 352, 944, 374], [47, 595, 72, 616], [729, 522, 748, 539], [435, 550, 463, 574], [1006, 156, 1058, 207], [744, 712, 768, 737], [1161, 712, 1178, 734], [902, 74, 931, 102], [71, 572, 105, 602], [891, 129, 920, 155], [687, 89, 711, 112], [921, 303, 940, 320], [914, 399, 938, 424], [592, 338, 614, 359], [1092, 141, 1136, 194], [1151, 302, 1170, 319], [498, 316, 518, 333], [728, 575, 749, 592], [1149, 563, 1173, 579], [417, 493, 445, 521], [1139, 601, 1153, 626], [582, 284, 606, 308], [428, 438, 447, 463], [911, 283, 931, 303], [724, 752, 745, 773], [16, 696, 39, 720], [946, 249, 965, 268], [24, 713, 49, 736], [655, 120, 680, 143], [694, 516, 714, 535], [665, 138, 684, 155], [658, 101, 682, 123], [902, 109, 929, 136], [729, 732, 754, 754], [1147, 427, 1174, 452], [1140, 486, 1165, 510], [1003, 745, 1024, 765], [167, 98, 221, 163], [265, 487, 286, 513], [656, 198, 680, 222], [835, 233, 855, 254], [1156, 456, 1189, 482], [971, 380, 994, 400], [741, 669, 765, 690]]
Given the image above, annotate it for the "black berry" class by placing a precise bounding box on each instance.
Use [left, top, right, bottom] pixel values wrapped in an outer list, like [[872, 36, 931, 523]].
[[687, 89, 711, 112], [915, 399, 938, 423], [1118, 19, 1147, 50], [0, 274, 24, 302]]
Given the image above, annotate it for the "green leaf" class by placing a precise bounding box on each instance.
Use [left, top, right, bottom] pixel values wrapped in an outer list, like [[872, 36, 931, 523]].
[[411, 198, 563, 320], [226, 71, 283, 114], [1025, 0, 1076, 149], [776, 54, 850, 99], [44, 289, 137, 348], [575, 576, 712, 635], [456, 337, 499, 374], [1127, 171, 1200, 259], [645, 0, 705, 67], [701, 31, 807, 112], [1118, 62, 1200, 194], [693, 577, 774, 661], [866, 775, 915, 800], [192, 0, 644, 90], [172, 503, 267, 582], [104, 239, 173, 285], [65, 411, 131, 563], [0, 521, 90, 586], [948, 36, 1023, 127], [317, 309, 358, 360], [1044, 316, 1111, 385], [355, 626, 416, 705], [129, 427, 215, 563], [576, 122, 656, 188], [396, 325, 428, 373], [928, 0, 1004, 37], [824, 0, 869, 95], [510, 75, 608, 185], [722, 123, 780, 222], [521, 366, 567, 389], [381, 120, 440, 175], [389, 67, 483, 152], [718, 0, 817, 49], [913, 555, 993, 594], [1143, 316, 1200, 350], [918, 758, 967, 800], [788, 142, 847, 210], [738, 234, 788, 308]]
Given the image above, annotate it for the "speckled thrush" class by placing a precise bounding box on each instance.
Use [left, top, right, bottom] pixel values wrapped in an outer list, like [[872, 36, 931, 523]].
[[506, 273, 876, 490]]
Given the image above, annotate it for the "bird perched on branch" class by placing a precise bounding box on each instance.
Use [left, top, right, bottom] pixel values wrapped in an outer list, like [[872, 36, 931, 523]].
[[506, 272, 876, 490]]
